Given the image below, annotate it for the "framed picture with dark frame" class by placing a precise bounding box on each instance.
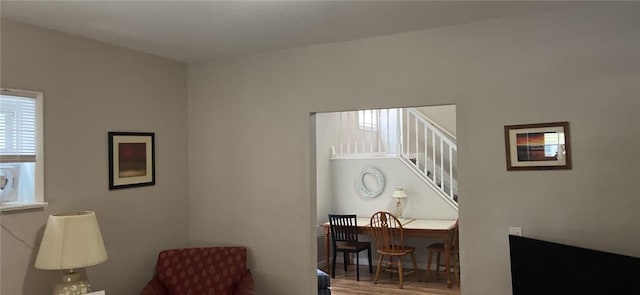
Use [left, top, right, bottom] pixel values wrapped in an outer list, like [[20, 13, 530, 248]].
[[108, 132, 155, 189], [504, 122, 571, 171]]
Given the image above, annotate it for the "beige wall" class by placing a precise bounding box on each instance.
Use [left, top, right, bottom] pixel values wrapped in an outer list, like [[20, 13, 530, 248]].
[[2, 3, 637, 295], [0, 21, 189, 294], [416, 105, 457, 137], [188, 4, 639, 294], [314, 113, 334, 264]]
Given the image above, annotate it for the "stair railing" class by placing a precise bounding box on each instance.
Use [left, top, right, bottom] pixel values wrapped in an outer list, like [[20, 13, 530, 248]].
[[331, 109, 402, 157], [328, 108, 458, 206], [402, 108, 457, 204]]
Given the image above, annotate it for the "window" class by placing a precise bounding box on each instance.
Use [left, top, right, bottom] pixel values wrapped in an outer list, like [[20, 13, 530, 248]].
[[358, 109, 378, 131], [0, 88, 45, 211]]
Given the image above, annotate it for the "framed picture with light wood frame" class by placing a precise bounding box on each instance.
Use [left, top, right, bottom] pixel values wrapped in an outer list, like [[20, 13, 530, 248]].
[[504, 122, 571, 171], [108, 132, 155, 189]]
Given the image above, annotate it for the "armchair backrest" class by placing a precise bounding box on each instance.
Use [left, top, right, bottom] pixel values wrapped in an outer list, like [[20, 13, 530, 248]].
[[155, 247, 248, 294]]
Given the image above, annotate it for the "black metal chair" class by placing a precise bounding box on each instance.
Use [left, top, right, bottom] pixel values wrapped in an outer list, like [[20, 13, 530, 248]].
[[328, 214, 373, 281]]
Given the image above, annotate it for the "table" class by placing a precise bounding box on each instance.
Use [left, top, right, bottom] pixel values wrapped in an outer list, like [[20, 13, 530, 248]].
[[321, 218, 457, 288]]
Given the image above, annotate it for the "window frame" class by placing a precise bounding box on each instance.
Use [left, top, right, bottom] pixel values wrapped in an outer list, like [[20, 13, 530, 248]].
[[358, 109, 378, 131], [0, 88, 46, 211]]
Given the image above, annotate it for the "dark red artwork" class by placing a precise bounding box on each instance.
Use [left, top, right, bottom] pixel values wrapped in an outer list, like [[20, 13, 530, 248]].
[[118, 143, 147, 177]]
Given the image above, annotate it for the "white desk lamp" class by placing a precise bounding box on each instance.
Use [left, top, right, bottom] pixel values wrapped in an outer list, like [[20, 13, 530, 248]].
[[391, 188, 408, 219], [35, 211, 108, 295]]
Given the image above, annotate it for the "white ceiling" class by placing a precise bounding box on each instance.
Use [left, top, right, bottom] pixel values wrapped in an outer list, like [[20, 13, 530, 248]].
[[1, 1, 573, 63]]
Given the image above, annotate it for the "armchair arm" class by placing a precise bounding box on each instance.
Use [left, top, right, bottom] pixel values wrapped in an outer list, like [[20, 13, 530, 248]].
[[233, 269, 256, 295], [140, 277, 167, 295]]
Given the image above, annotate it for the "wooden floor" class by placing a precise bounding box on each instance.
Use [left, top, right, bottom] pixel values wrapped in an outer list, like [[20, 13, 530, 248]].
[[327, 263, 461, 295]]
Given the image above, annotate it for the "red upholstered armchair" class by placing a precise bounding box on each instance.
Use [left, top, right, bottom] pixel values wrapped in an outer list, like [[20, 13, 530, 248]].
[[140, 247, 255, 295]]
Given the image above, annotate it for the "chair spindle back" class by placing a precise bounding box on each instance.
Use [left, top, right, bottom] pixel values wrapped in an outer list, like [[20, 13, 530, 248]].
[[369, 211, 406, 252]]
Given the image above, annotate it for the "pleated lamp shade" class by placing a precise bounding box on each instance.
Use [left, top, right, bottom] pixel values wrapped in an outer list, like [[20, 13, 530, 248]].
[[35, 211, 108, 270], [391, 188, 408, 199]]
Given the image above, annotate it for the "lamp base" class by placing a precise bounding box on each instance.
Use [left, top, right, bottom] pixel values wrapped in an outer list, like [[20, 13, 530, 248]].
[[53, 269, 91, 295], [395, 199, 404, 219]]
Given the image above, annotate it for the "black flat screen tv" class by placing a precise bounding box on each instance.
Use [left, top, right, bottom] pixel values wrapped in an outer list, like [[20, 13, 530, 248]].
[[509, 235, 640, 295]]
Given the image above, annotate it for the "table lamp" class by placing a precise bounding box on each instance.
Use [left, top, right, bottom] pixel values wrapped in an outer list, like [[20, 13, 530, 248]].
[[391, 188, 408, 219], [35, 211, 108, 295]]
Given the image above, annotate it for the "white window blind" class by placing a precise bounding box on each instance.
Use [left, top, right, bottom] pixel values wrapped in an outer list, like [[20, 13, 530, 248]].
[[0, 94, 37, 163]]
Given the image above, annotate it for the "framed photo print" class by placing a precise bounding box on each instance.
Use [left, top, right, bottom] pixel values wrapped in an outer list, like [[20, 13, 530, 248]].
[[504, 122, 571, 171], [108, 132, 155, 189]]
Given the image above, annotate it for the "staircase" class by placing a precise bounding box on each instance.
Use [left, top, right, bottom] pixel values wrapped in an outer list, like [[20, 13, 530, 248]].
[[401, 109, 457, 206], [330, 108, 458, 207]]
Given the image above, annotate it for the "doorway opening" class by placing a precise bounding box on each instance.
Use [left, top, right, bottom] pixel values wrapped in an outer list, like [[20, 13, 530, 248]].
[[312, 104, 461, 292]]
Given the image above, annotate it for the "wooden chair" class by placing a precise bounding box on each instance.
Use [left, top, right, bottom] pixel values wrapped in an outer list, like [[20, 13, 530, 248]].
[[328, 214, 373, 281], [426, 220, 460, 285], [369, 211, 419, 289]]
